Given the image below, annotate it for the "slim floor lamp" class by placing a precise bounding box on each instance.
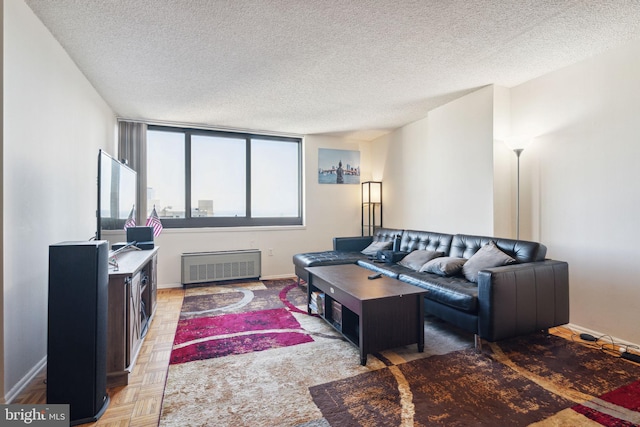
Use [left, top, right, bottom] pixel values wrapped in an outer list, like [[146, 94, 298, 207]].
[[506, 137, 532, 240], [513, 148, 523, 240]]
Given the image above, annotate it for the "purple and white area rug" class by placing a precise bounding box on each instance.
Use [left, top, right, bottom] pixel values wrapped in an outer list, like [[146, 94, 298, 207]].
[[161, 278, 474, 426], [170, 279, 316, 364]]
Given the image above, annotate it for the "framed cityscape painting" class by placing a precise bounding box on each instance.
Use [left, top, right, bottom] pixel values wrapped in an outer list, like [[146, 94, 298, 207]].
[[318, 148, 360, 184]]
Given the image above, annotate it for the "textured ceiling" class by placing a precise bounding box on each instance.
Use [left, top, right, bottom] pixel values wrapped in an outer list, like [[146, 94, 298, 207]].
[[24, 0, 640, 141]]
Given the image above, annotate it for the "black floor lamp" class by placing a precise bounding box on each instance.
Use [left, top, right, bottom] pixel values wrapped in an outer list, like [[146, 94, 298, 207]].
[[362, 181, 382, 236]]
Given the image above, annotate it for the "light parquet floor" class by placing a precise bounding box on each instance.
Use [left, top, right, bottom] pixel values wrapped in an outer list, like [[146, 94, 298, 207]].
[[13, 284, 595, 426], [14, 288, 184, 427]]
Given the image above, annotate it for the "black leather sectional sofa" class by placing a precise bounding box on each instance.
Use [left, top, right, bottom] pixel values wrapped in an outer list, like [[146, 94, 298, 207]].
[[293, 228, 569, 348]]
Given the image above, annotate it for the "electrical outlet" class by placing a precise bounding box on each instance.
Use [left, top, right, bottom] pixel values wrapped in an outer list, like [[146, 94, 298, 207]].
[[268, 248, 274, 256]]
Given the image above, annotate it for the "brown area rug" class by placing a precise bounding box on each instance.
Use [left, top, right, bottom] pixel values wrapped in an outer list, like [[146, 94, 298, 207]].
[[311, 334, 640, 426], [159, 278, 640, 426]]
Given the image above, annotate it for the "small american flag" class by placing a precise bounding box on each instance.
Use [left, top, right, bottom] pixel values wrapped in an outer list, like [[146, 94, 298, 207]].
[[124, 205, 136, 230], [146, 205, 163, 237]]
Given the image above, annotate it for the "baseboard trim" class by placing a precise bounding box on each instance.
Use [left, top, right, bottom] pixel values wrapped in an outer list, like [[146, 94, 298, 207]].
[[260, 274, 298, 280], [158, 274, 297, 289], [158, 282, 183, 289], [5, 356, 46, 404], [565, 323, 640, 350]]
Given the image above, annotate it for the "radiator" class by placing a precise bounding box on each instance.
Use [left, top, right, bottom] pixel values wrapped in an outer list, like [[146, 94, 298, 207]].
[[181, 250, 261, 285]]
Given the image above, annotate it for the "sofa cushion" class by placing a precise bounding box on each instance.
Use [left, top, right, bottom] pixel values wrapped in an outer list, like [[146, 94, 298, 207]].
[[450, 234, 543, 263], [399, 271, 478, 313], [373, 228, 404, 242], [398, 230, 454, 254], [398, 250, 444, 271], [462, 241, 516, 283], [356, 259, 410, 278], [419, 257, 467, 276], [333, 236, 372, 252], [361, 240, 393, 255], [293, 251, 366, 269]]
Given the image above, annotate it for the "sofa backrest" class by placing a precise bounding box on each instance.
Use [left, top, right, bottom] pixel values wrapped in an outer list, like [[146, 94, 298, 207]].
[[399, 230, 454, 253], [372, 228, 404, 244], [450, 234, 546, 263]]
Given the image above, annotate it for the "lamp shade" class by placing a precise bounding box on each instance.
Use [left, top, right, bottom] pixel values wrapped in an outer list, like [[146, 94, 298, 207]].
[[362, 181, 382, 203]]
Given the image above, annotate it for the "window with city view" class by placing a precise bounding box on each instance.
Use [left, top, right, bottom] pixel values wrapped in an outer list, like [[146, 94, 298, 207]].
[[147, 126, 302, 228]]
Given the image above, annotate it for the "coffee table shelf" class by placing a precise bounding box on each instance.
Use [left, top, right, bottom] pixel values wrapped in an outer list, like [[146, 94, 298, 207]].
[[306, 264, 427, 365], [320, 297, 359, 346]]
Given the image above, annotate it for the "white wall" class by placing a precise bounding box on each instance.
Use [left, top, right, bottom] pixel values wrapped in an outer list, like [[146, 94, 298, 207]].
[[426, 86, 496, 235], [372, 116, 428, 229], [0, 0, 5, 402], [107, 134, 369, 287], [492, 86, 513, 239], [3, 0, 116, 401], [510, 39, 640, 346], [374, 86, 496, 235]]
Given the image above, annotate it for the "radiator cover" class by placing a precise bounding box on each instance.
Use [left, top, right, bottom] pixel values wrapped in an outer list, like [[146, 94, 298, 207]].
[[181, 250, 261, 285]]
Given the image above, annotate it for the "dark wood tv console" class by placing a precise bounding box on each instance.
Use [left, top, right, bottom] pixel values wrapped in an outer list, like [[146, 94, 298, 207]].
[[106, 247, 158, 387], [306, 264, 426, 365]]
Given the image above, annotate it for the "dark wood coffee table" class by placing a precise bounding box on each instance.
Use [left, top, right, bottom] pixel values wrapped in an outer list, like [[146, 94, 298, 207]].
[[305, 264, 427, 365]]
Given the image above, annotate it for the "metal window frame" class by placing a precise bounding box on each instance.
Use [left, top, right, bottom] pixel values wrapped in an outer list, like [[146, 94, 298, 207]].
[[147, 125, 303, 228]]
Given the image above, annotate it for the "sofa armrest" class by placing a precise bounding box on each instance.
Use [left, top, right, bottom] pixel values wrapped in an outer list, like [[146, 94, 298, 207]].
[[477, 260, 569, 342], [333, 236, 373, 252]]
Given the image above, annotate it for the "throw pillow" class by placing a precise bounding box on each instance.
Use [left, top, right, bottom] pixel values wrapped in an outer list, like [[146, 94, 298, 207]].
[[462, 241, 516, 283], [398, 250, 444, 271], [420, 257, 467, 276], [361, 240, 393, 256]]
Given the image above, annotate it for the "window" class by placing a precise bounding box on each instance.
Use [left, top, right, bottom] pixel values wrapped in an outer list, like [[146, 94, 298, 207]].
[[251, 138, 300, 218], [191, 134, 246, 217], [147, 129, 185, 218], [146, 126, 302, 228]]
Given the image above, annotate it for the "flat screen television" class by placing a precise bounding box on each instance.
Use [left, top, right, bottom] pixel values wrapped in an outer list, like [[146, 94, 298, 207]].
[[96, 149, 137, 240]]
